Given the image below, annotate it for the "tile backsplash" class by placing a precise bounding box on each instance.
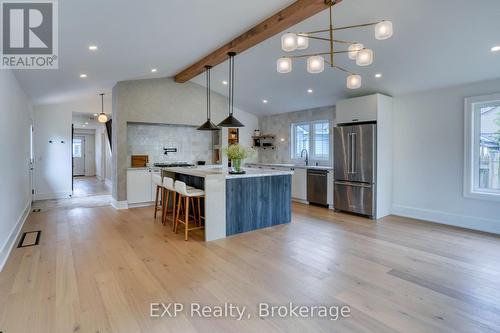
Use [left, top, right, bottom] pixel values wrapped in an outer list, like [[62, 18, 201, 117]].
[[127, 123, 213, 165], [258, 106, 335, 166]]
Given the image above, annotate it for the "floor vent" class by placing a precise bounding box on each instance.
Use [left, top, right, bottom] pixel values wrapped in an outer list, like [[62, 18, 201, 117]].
[[17, 231, 41, 248], [32, 208, 41, 213]]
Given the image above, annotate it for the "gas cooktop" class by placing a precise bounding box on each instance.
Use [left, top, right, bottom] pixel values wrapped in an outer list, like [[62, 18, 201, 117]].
[[154, 162, 195, 168]]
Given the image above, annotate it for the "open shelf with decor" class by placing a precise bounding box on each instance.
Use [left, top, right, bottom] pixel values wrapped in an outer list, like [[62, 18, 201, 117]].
[[252, 134, 276, 150]]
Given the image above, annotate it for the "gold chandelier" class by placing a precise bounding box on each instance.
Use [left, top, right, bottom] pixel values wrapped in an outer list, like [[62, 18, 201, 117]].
[[276, 0, 393, 89]]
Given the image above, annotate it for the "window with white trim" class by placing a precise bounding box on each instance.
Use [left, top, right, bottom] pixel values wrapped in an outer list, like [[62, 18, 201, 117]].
[[464, 94, 500, 201], [291, 120, 330, 161]]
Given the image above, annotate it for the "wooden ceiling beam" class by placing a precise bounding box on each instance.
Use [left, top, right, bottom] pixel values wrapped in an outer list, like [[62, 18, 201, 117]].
[[174, 0, 342, 83]]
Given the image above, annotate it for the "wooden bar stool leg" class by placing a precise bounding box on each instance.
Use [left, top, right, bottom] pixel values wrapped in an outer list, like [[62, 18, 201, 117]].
[[154, 186, 160, 218], [174, 195, 182, 233], [162, 189, 169, 225], [197, 197, 202, 227], [172, 191, 177, 223], [184, 197, 189, 241], [190, 197, 197, 226]]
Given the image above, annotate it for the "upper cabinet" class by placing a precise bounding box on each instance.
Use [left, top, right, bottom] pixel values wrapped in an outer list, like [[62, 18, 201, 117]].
[[336, 93, 391, 124]]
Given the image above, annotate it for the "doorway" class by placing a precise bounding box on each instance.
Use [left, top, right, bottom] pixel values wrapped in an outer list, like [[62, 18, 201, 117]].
[[73, 136, 85, 176], [29, 124, 34, 203]]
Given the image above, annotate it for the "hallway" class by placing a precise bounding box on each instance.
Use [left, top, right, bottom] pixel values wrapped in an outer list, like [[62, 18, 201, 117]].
[[73, 176, 111, 197]]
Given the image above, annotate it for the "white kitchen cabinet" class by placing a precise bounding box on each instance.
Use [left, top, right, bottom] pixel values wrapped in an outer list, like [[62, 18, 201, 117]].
[[336, 94, 381, 124], [291, 168, 307, 201], [127, 168, 153, 204]]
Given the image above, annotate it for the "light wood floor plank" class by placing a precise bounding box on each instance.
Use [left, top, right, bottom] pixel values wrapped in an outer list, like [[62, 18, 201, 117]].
[[0, 202, 499, 332]]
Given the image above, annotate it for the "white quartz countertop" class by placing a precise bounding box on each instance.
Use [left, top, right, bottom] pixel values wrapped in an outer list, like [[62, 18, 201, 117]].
[[162, 165, 293, 179], [246, 162, 333, 171]]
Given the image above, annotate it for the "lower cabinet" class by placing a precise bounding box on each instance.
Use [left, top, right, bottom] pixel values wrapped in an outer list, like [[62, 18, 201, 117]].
[[127, 168, 154, 205], [291, 168, 307, 201]]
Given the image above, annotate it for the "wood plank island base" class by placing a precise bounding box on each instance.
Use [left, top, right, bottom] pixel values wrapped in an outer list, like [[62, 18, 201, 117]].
[[163, 166, 293, 240]]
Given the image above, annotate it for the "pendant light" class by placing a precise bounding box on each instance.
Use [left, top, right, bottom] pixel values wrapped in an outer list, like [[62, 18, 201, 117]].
[[197, 65, 219, 130], [218, 52, 244, 128], [97, 93, 108, 123]]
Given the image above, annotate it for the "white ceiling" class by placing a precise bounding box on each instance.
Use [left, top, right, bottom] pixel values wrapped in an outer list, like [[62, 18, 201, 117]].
[[14, 0, 500, 116], [72, 112, 102, 130]]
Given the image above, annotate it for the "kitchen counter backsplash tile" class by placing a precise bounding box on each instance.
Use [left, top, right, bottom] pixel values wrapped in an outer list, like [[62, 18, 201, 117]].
[[127, 123, 213, 165], [258, 106, 335, 165]]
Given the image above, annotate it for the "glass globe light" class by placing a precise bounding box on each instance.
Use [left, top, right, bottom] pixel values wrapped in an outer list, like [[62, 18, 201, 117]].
[[356, 49, 373, 66], [348, 43, 364, 60], [281, 33, 298, 52], [276, 57, 292, 73], [97, 113, 108, 123], [296, 34, 309, 50], [307, 56, 324, 74], [346, 74, 362, 89], [375, 21, 393, 40]]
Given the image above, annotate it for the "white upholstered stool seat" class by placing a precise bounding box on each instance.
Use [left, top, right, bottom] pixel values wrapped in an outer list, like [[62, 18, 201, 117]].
[[173, 181, 205, 241]]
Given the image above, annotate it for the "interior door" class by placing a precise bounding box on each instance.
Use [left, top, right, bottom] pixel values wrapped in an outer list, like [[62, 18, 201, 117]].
[[73, 136, 85, 176]]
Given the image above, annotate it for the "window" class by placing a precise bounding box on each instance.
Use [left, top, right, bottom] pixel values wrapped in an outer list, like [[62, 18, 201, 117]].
[[291, 121, 330, 160], [73, 138, 82, 158], [464, 94, 500, 201]]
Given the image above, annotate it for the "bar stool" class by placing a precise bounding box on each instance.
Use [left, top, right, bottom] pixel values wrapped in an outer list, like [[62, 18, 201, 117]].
[[162, 177, 195, 226], [161, 176, 176, 225], [152, 174, 164, 220], [173, 181, 205, 241]]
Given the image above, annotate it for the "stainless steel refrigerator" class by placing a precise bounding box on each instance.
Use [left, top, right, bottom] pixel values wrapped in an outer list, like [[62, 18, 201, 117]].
[[333, 123, 376, 218]]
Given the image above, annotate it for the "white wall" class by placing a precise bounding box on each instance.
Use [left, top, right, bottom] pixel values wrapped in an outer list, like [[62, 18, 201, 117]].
[[112, 77, 258, 202], [392, 78, 500, 234], [32, 95, 112, 199], [33, 107, 73, 200], [0, 70, 33, 270]]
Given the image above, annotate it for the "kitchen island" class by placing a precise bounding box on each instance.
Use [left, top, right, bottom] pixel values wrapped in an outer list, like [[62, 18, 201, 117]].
[[162, 166, 293, 241]]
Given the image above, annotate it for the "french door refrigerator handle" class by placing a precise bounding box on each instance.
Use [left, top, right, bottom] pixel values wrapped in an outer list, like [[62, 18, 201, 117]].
[[334, 181, 372, 188], [350, 133, 356, 174]]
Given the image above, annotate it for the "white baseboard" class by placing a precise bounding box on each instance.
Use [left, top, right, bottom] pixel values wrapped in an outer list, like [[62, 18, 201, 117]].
[[34, 191, 72, 201], [392, 204, 500, 235], [292, 198, 309, 205], [111, 199, 128, 210], [128, 202, 154, 208], [0, 201, 31, 272]]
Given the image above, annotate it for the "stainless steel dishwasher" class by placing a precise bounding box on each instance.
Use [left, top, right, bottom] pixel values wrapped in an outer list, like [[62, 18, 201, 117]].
[[307, 169, 328, 206]]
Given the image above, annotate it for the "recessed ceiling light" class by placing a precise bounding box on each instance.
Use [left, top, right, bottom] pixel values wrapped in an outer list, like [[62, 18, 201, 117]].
[[262, 99, 268, 104], [222, 80, 228, 85], [375, 73, 383, 78], [80, 73, 87, 78], [82, 125, 86, 127], [88, 45, 98, 51], [151, 68, 158, 73], [93, 113, 98, 117], [85, 122, 89, 125], [307, 89, 313, 94], [491, 45, 500, 53]]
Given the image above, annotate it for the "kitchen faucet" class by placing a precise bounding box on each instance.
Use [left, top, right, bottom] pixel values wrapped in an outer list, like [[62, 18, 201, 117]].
[[300, 148, 309, 166]]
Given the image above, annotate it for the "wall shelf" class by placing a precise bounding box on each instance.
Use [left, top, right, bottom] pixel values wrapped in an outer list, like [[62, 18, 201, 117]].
[[253, 134, 276, 150]]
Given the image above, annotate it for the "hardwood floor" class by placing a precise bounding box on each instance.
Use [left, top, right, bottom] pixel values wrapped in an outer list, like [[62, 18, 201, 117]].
[[73, 177, 111, 197], [1, 202, 499, 332]]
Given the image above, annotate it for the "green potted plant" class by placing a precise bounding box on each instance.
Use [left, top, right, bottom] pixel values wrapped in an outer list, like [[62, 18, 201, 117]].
[[222, 144, 255, 173]]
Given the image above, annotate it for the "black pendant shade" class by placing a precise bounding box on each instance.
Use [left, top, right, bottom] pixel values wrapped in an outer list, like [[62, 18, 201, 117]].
[[217, 115, 244, 127], [198, 119, 220, 130], [218, 52, 244, 128], [197, 65, 219, 131]]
